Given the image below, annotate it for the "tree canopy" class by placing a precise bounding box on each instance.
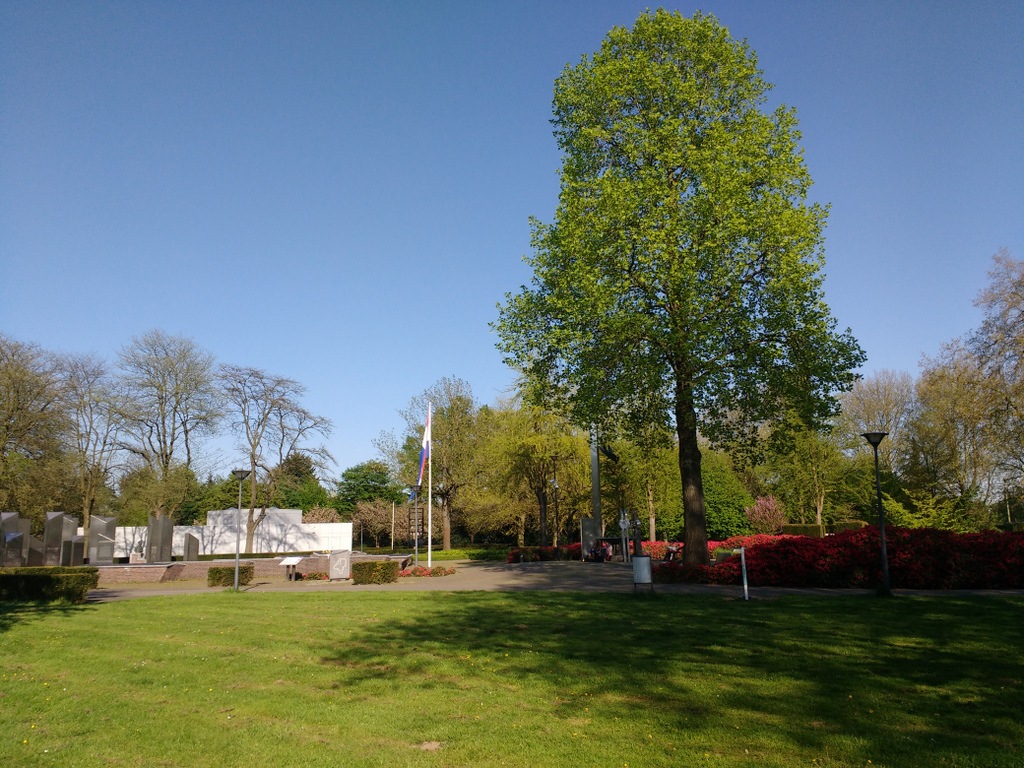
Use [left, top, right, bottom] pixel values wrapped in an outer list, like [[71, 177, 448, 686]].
[[496, 10, 864, 563]]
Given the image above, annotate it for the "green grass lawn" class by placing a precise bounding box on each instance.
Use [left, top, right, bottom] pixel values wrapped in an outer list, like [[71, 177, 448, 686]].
[[1, 591, 1021, 767]]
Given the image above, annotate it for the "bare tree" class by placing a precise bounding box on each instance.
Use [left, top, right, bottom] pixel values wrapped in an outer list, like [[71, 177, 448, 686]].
[[116, 330, 220, 517], [970, 248, 1024, 482], [838, 369, 916, 471], [219, 364, 332, 551], [60, 353, 124, 540]]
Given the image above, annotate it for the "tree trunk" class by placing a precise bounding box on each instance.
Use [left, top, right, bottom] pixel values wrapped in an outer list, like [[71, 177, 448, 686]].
[[676, 378, 710, 565], [535, 486, 548, 547], [245, 472, 259, 553]]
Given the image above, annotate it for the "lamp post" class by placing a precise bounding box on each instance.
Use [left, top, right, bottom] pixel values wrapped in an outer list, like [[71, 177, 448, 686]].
[[412, 485, 421, 567], [231, 468, 251, 592], [861, 432, 891, 596]]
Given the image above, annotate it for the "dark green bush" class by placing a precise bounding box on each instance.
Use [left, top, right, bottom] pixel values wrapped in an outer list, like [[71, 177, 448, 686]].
[[207, 564, 253, 587], [0, 566, 100, 604], [829, 520, 868, 533], [351, 560, 400, 584], [701, 450, 754, 539], [781, 524, 826, 538]]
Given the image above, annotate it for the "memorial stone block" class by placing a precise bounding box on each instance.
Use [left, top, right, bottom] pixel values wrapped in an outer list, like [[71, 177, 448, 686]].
[[89, 516, 117, 565], [27, 535, 45, 565], [147, 515, 173, 562], [183, 533, 199, 561], [2, 532, 25, 567], [0, 511, 18, 536], [44, 512, 70, 566], [1, 512, 29, 559], [62, 536, 85, 566]]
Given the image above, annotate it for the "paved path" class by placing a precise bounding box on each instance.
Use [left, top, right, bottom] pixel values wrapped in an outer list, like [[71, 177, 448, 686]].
[[86, 560, 1024, 602]]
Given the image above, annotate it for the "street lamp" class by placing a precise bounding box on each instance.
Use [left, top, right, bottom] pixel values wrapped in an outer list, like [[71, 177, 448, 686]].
[[231, 468, 251, 592], [861, 432, 891, 596]]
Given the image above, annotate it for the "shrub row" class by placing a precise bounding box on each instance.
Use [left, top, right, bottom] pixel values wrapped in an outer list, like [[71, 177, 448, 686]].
[[351, 560, 400, 584], [0, 566, 100, 604], [398, 565, 456, 578], [652, 527, 1024, 589], [207, 564, 253, 587], [507, 543, 582, 563]]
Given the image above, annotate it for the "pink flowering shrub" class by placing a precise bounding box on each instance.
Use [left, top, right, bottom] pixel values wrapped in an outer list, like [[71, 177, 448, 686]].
[[744, 496, 786, 534]]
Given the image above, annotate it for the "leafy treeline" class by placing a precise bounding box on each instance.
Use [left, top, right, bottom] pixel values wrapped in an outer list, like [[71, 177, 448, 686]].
[[2, 246, 1021, 550], [0, 329, 337, 548], [377, 258, 1024, 549]]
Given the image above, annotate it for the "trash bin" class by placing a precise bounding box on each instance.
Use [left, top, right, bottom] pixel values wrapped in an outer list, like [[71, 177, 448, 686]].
[[632, 554, 652, 588]]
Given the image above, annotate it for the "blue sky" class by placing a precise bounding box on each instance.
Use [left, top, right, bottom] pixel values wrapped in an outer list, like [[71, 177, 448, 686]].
[[2, 1, 1022, 476]]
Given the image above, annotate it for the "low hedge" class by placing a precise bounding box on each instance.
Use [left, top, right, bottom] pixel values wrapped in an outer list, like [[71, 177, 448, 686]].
[[351, 560, 400, 584], [207, 564, 254, 587], [507, 543, 582, 563], [829, 520, 869, 533], [0, 566, 100, 604]]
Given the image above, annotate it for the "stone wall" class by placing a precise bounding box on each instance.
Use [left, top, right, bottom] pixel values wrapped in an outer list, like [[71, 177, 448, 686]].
[[102, 510, 353, 559], [94, 553, 411, 586]]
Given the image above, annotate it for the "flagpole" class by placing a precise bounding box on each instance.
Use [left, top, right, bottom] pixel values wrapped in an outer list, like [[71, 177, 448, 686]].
[[427, 401, 433, 569]]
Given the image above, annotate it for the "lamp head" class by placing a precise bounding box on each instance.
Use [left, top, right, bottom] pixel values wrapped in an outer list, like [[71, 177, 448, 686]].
[[231, 469, 251, 481], [861, 432, 888, 449]]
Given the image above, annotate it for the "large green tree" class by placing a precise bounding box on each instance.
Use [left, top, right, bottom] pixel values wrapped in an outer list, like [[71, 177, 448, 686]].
[[397, 377, 479, 550], [0, 335, 76, 530], [335, 460, 404, 517], [496, 10, 864, 564]]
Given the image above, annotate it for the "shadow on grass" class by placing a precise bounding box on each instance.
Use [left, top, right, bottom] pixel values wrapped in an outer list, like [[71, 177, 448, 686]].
[[318, 591, 1024, 766], [0, 600, 95, 633]]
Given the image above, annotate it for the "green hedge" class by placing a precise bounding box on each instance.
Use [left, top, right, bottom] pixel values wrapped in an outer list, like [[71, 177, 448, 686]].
[[0, 566, 100, 604], [207, 564, 254, 587], [351, 560, 400, 585], [828, 520, 868, 533], [781, 524, 826, 538]]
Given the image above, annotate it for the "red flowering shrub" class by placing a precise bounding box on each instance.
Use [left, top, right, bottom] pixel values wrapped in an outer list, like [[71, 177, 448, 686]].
[[650, 528, 1024, 589]]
